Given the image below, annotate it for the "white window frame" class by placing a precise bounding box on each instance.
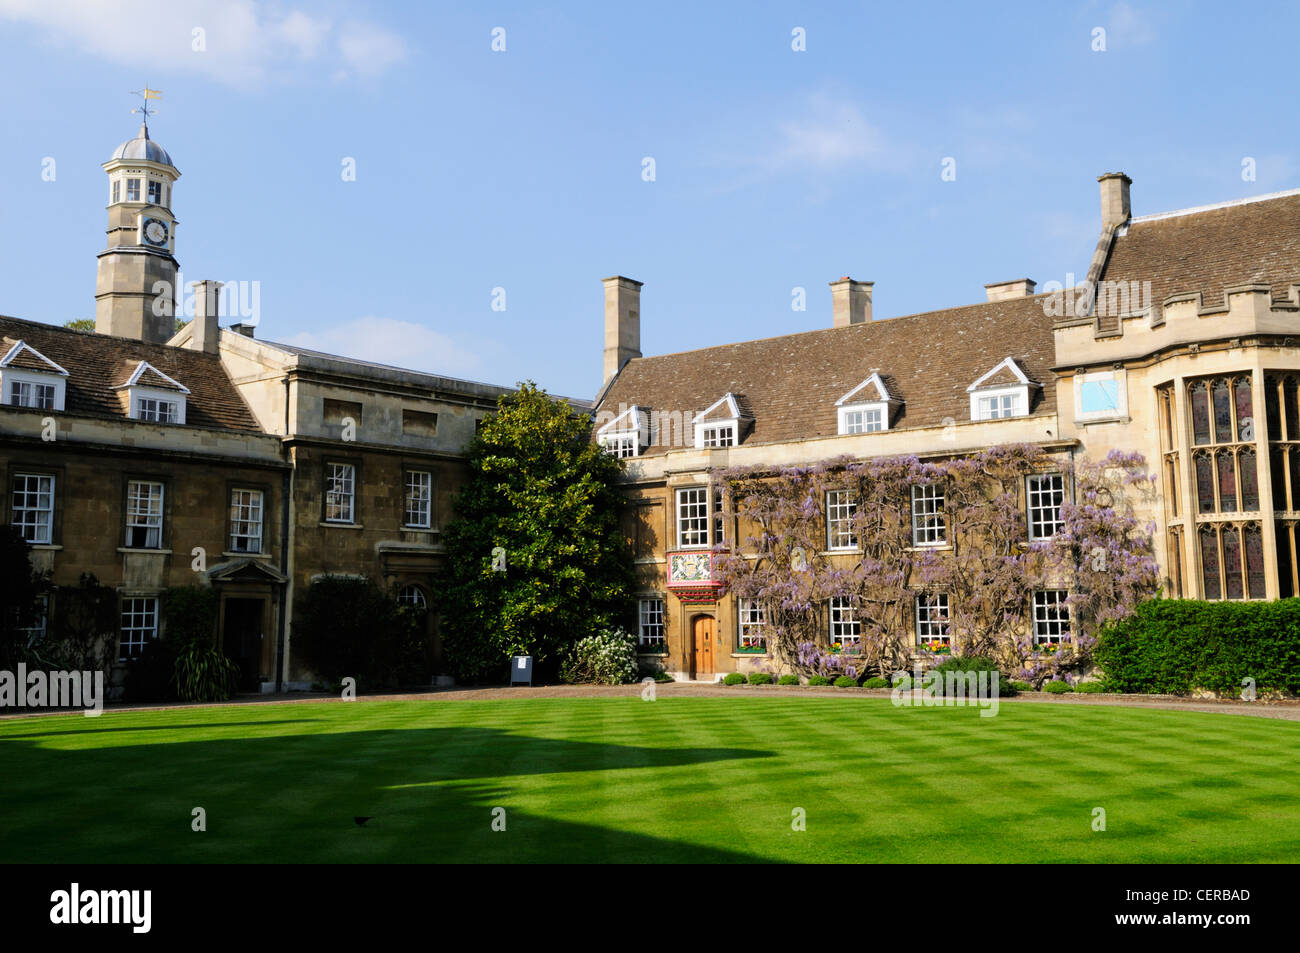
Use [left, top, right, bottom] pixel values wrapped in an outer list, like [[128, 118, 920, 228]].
[[973, 388, 1024, 421], [404, 470, 433, 528], [1027, 473, 1066, 541], [325, 463, 356, 524], [5, 373, 61, 410], [126, 178, 141, 202], [838, 404, 886, 435], [599, 432, 639, 458], [1032, 589, 1071, 644], [125, 480, 164, 549], [147, 179, 162, 205], [134, 392, 182, 424], [676, 486, 710, 548], [229, 488, 264, 554], [397, 585, 428, 610], [737, 599, 767, 651], [915, 592, 951, 646], [1074, 369, 1128, 421], [11, 473, 54, 544], [826, 489, 858, 550], [638, 597, 665, 646], [911, 483, 947, 547], [829, 596, 861, 652], [699, 423, 737, 448], [119, 597, 158, 660]]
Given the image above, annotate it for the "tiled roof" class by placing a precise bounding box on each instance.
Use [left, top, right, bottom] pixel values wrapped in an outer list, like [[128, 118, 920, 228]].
[[597, 293, 1058, 454], [1102, 190, 1300, 310], [0, 317, 261, 432]]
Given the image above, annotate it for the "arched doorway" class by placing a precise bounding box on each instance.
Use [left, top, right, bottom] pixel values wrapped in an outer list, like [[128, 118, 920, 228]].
[[690, 614, 716, 680]]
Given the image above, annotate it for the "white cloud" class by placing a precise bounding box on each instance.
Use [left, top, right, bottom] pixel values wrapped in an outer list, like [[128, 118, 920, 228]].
[[281, 315, 489, 380], [1109, 2, 1158, 47], [769, 95, 892, 171], [0, 0, 406, 86]]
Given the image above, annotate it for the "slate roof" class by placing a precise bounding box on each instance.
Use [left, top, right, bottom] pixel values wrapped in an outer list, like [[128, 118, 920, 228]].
[[1102, 189, 1300, 310], [598, 293, 1059, 455], [0, 316, 261, 432]]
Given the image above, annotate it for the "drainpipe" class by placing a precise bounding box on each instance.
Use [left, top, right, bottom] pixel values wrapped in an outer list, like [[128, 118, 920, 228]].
[[274, 374, 291, 693]]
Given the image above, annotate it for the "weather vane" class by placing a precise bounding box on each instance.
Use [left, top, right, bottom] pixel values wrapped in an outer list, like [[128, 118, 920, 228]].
[[129, 85, 162, 131]]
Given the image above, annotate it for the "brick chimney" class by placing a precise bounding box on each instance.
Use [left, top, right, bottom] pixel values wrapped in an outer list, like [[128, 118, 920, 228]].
[[188, 280, 223, 354], [830, 277, 873, 328], [984, 278, 1037, 302], [1099, 172, 1132, 228], [603, 275, 642, 384]]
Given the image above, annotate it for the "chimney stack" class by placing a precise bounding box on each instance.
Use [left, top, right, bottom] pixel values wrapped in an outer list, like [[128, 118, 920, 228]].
[[1098, 172, 1132, 228], [830, 277, 873, 328], [603, 275, 642, 384], [984, 278, 1037, 302], [188, 280, 223, 354]]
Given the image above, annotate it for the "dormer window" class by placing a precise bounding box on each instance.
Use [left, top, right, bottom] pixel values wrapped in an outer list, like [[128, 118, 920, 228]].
[[968, 357, 1039, 422], [693, 393, 752, 450], [118, 361, 189, 425], [836, 373, 900, 435], [0, 340, 69, 412], [596, 404, 645, 458], [136, 396, 179, 423], [700, 424, 736, 448]]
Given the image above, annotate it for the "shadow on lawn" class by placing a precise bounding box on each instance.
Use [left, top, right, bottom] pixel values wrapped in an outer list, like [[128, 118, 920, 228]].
[[1, 726, 779, 864], [0, 719, 322, 740]]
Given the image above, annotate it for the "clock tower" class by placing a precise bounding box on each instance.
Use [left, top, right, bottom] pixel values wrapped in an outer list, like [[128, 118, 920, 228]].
[[95, 109, 181, 343]]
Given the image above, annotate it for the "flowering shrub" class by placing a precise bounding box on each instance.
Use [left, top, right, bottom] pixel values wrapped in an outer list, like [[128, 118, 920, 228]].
[[559, 628, 639, 685]]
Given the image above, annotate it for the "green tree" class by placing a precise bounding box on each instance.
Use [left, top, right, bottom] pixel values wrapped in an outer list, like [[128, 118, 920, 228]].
[[63, 318, 95, 332], [438, 381, 636, 682]]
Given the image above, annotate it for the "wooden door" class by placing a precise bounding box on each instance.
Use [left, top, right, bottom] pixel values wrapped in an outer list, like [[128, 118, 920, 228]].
[[692, 616, 715, 678]]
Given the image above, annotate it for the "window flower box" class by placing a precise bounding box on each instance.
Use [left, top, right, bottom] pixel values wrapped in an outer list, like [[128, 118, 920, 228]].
[[921, 639, 951, 655], [638, 642, 669, 655], [736, 643, 767, 654]]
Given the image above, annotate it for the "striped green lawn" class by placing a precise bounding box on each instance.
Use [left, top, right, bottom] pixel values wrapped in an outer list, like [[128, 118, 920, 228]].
[[1, 696, 1297, 863]]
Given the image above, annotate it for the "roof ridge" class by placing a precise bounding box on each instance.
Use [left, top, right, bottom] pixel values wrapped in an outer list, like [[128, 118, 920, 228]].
[[1127, 187, 1300, 226], [628, 292, 1059, 366]]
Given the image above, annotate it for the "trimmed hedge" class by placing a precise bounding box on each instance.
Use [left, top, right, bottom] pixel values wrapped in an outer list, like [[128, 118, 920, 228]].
[[930, 655, 1018, 697], [1076, 681, 1106, 694], [1096, 599, 1300, 695], [862, 676, 890, 689], [777, 674, 800, 686], [748, 672, 774, 686], [723, 672, 747, 685], [833, 675, 857, 688], [1043, 680, 1073, 693], [807, 675, 830, 686]]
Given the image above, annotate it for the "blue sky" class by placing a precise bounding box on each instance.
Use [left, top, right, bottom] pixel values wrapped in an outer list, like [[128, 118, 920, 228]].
[[1, 1, 1297, 399]]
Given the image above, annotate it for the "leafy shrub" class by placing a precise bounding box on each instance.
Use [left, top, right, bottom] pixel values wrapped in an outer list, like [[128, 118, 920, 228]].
[[723, 672, 747, 685], [174, 639, 240, 702], [293, 576, 426, 689], [560, 628, 639, 684], [1010, 680, 1035, 693], [1043, 680, 1073, 693], [931, 655, 1018, 696], [652, 671, 675, 683], [1096, 599, 1300, 695], [892, 675, 911, 690], [807, 675, 830, 686], [862, 676, 890, 689], [833, 675, 857, 688], [1076, 680, 1106, 694], [778, 674, 799, 685], [748, 672, 774, 685]]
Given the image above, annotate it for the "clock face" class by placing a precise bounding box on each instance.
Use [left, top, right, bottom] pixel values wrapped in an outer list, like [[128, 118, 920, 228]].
[[143, 218, 169, 247]]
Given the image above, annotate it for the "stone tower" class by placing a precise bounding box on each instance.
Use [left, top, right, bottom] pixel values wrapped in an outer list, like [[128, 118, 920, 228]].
[[95, 120, 181, 343]]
